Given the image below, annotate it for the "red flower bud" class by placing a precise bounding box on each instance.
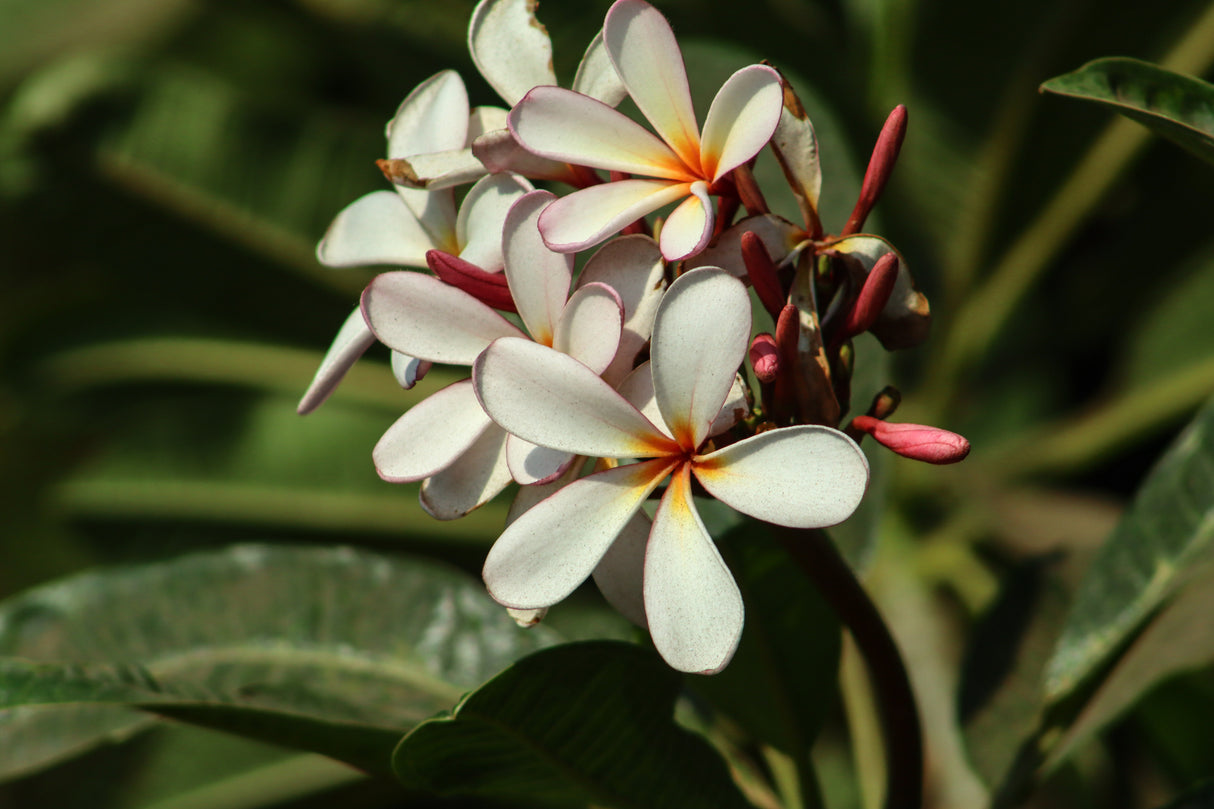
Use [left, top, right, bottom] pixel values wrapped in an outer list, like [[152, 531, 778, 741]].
[[834, 252, 899, 345], [741, 231, 785, 320], [851, 415, 970, 464], [749, 333, 780, 382], [842, 105, 908, 236], [425, 250, 517, 313]]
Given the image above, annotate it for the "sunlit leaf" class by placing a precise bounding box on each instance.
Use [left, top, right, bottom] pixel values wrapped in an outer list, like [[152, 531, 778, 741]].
[[393, 641, 754, 809], [1040, 57, 1214, 166]]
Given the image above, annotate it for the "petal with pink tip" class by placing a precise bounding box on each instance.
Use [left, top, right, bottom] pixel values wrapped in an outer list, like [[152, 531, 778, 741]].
[[699, 64, 783, 181], [603, 0, 701, 172], [297, 307, 376, 414], [455, 173, 533, 271], [577, 235, 666, 384], [316, 191, 434, 268], [693, 425, 870, 527], [644, 464, 743, 674], [650, 268, 751, 449], [420, 424, 513, 520], [657, 180, 713, 261], [483, 458, 676, 608], [373, 379, 490, 482], [474, 337, 677, 458], [592, 510, 652, 628], [571, 29, 627, 107], [505, 434, 576, 485], [539, 179, 690, 254], [390, 352, 430, 389], [362, 271, 525, 364], [503, 190, 571, 344], [472, 129, 579, 182], [509, 86, 690, 180], [552, 282, 623, 375], [467, 0, 557, 107], [386, 70, 470, 158]]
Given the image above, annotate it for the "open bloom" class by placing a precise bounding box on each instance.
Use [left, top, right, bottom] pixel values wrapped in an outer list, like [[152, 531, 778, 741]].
[[508, 0, 783, 261], [473, 267, 870, 673]]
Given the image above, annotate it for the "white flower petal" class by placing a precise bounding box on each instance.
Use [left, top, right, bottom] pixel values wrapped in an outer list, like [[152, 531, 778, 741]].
[[420, 423, 513, 520], [472, 128, 579, 181], [390, 352, 430, 389], [644, 465, 743, 674], [506, 460, 584, 525], [651, 268, 751, 449], [552, 282, 623, 375], [506, 434, 576, 485], [571, 28, 627, 107], [468, 0, 557, 106], [362, 271, 524, 364], [708, 374, 751, 436], [694, 425, 870, 527], [657, 180, 713, 261], [316, 191, 435, 268], [297, 307, 376, 414], [577, 234, 666, 384], [372, 379, 490, 482], [394, 148, 487, 191], [685, 214, 804, 278], [616, 361, 669, 436], [503, 190, 571, 344], [394, 186, 459, 252], [386, 70, 470, 158], [469, 106, 509, 139], [592, 510, 652, 628], [603, 0, 701, 171], [474, 337, 677, 457], [483, 458, 675, 608], [455, 173, 533, 271], [538, 179, 690, 254], [770, 78, 822, 224], [509, 86, 691, 180], [699, 64, 783, 181]]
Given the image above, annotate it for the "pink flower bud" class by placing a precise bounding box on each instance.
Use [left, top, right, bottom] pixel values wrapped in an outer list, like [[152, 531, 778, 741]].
[[851, 415, 970, 464], [749, 333, 780, 382], [425, 250, 517, 313], [834, 252, 899, 345], [741, 231, 785, 320], [842, 105, 908, 236]]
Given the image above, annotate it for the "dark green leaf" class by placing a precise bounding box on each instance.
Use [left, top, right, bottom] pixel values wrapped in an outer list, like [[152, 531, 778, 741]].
[[0, 544, 555, 780], [1040, 57, 1214, 166], [393, 641, 755, 809]]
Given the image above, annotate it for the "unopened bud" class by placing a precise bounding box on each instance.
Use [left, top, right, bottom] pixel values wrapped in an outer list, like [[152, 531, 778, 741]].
[[426, 250, 517, 313], [741, 231, 785, 319], [842, 105, 908, 236], [775, 304, 799, 364], [851, 415, 970, 464], [835, 252, 899, 345], [749, 333, 780, 382]]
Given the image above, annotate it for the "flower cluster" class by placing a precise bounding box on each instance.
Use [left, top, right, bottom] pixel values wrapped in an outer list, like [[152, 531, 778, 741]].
[[300, 0, 968, 674]]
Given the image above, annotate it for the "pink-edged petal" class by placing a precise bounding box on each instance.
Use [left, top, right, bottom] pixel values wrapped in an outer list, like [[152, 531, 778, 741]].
[[390, 148, 487, 191], [651, 268, 751, 449], [420, 424, 513, 520], [455, 173, 533, 271], [483, 457, 676, 608], [506, 459, 584, 525], [362, 271, 525, 364], [316, 191, 435, 268], [474, 337, 678, 458], [373, 379, 490, 482], [644, 464, 743, 674], [539, 179, 690, 254], [616, 361, 671, 439], [603, 0, 701, 172], [467, 0, 557, 107], [592, 510, 651, 628], [503, 190, 572, 344], [390, 352, 431, 389], [552, 282, 623, 375], [685, 214, 804, 278], [297, 307, 376, 414], [693, 425, 870, 527], [699, 64, 783, 181], [577, 235, 666, 385], [509, 86, 691, 180], [572, 29, 626, 106], [505, 434, 576, 485], [472, 129, 581, 182], [657, 180, 713, 261], [386, 70, 470, 158]]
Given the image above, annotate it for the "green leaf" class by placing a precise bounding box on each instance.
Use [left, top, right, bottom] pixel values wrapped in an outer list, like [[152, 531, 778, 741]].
[[1040, 57, 1214, 166], [0, 544, 555, 780], [692, 521, 842, 757], [393, 641, 755, 809], [1043, 394, 1214, 702]]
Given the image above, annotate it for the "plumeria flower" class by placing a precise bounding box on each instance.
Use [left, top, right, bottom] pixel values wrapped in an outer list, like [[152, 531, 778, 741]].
[[473, 267, 870, 673], [360, 192, 664, 518], [508, 0, 784, 261]]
